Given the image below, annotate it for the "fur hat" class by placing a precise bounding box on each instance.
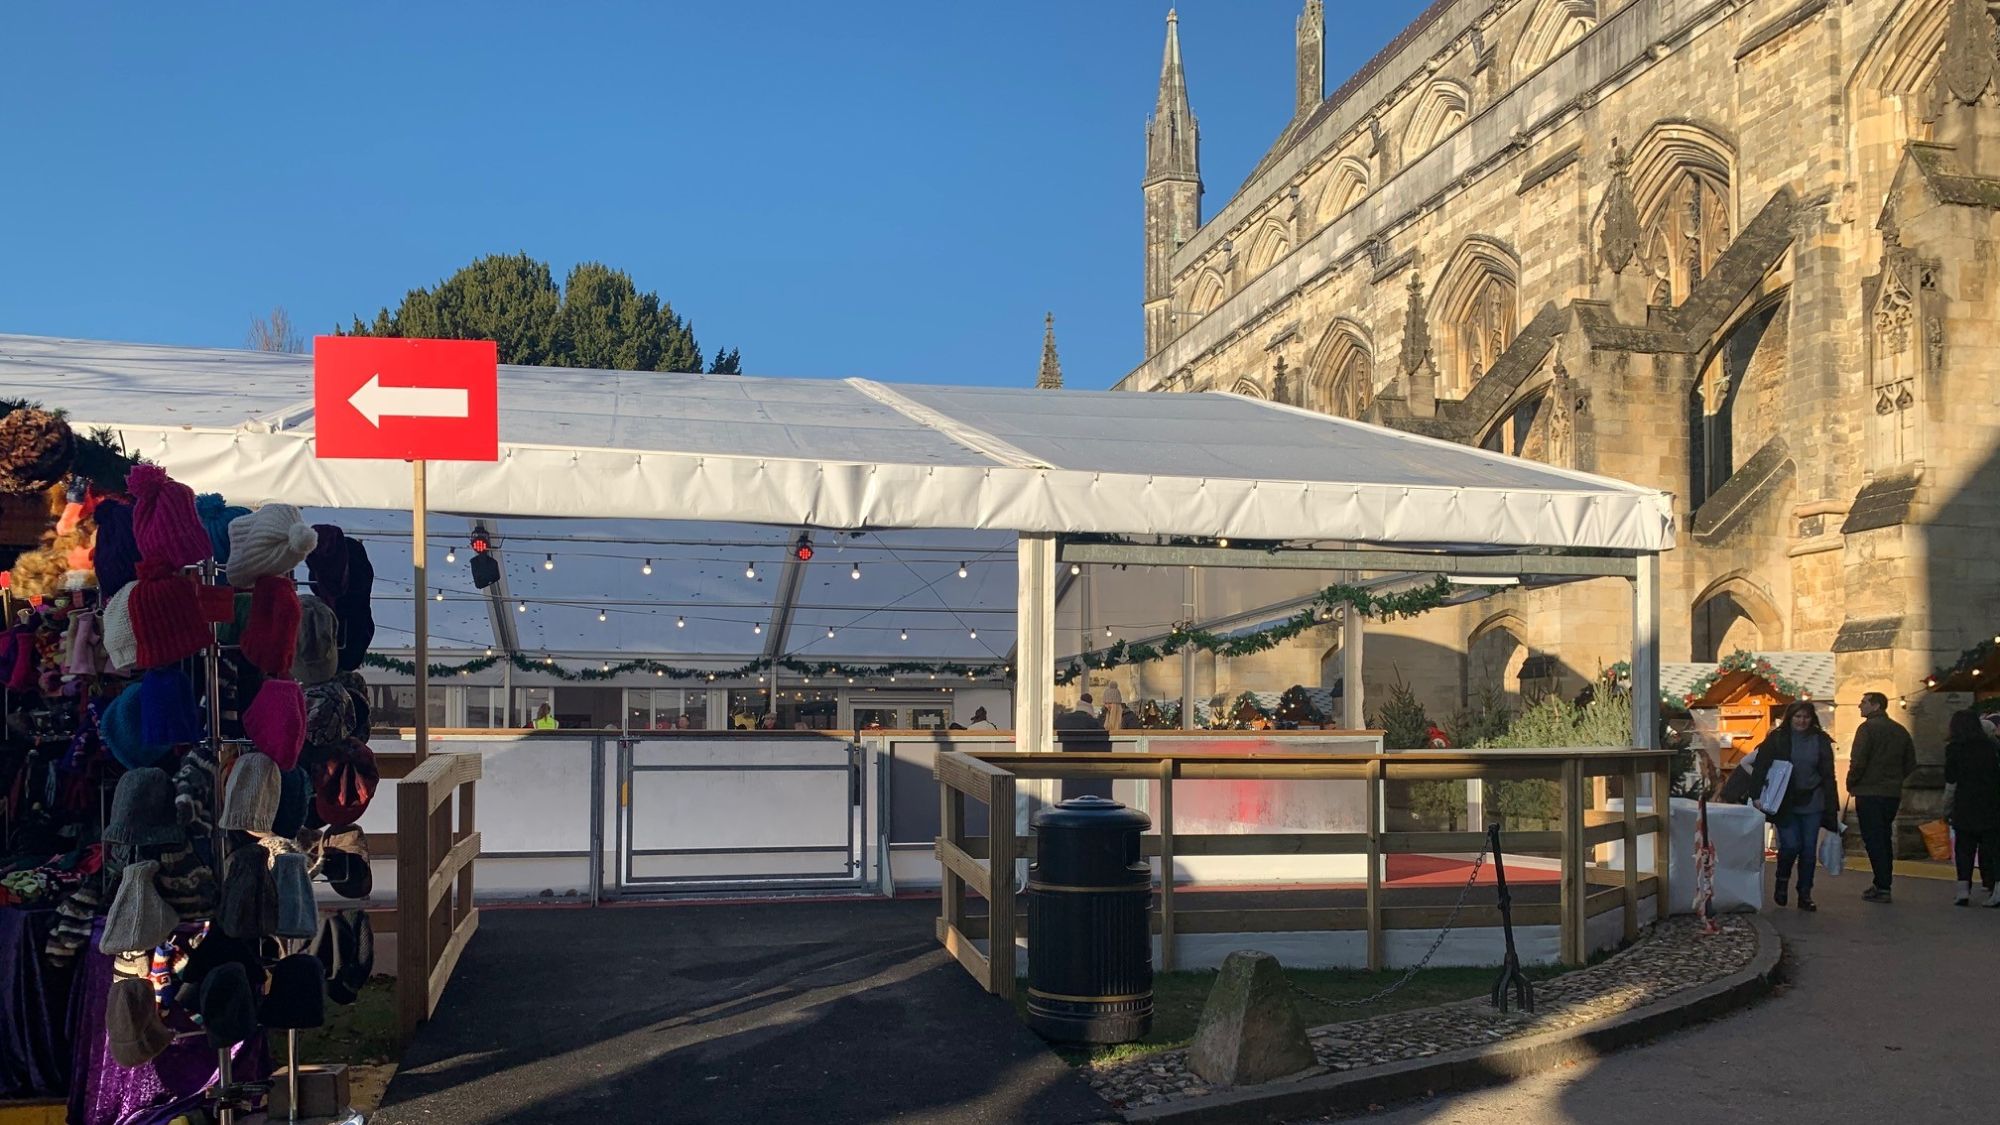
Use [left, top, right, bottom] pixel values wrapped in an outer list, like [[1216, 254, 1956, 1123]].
[[102, 688, 168, 770], [239, 574, 301, 677], [106, 977, 173, 1067], [311, 909, 374, 1005], [0, 408, 76, 495], [195, 493, 250, 564], [200, 961, 259, 1047], [260, 953, 327, 1030], [126, 464, 213, 568], [139, 667, 204, 747], [99, 860, 179, 955], [225, 503, 317, 588], [127, 560, 210, 669], [91, 498, 141, 599], [104, 766, 183, 846], [294, 595, 340, 685], [220, 750, 282, 832], [101, 583, 139, 672], [245, 678, 306, 769]]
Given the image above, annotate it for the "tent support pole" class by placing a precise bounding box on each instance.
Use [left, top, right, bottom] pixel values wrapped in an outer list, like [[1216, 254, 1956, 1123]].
[[1015, 533, 1054, 753], [1630, 552, 1660, 754], [1341, 604, 1365, 731], [1180, 567, 1196, 730], [413, 460, 429, 763]]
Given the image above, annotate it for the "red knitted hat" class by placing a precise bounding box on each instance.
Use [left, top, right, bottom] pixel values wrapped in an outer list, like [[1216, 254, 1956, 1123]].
[[126, 465, 214, 569], [244, 678, 307, 770], [128, 560, 211, 669], [238, 575, 301, 678]]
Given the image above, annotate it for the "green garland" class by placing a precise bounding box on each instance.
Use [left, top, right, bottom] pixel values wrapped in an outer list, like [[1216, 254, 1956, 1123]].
[[1054, 577, 1457, 686], [1677, 650, 1807, 707], [1925, 633, 2000, 691], [363, 651, 1007, 683]]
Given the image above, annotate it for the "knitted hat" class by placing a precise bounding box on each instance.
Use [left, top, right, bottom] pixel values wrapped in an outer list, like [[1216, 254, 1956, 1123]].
[[0, 408, 76, 494], [260, 953, 327, 1030], [126, 464, 213, 569], [218, 844, 278, 941], [139, 667, 204, 747], [195, 493, 250, 564], [272, 849, 317, 939], [305, 525, 349, 600], [128, 561, 210, 669], [303, 678, 353, 750], [333, 539, 375, 672], [92, 498, 141, 599], [99, 860, 179, 954], [294, 595, 339, 685], [153, 840, 217, 921], [341, 673, 372, 738], [273, 766, 311, 839], [225, 503, 317, 588], [245, 679, 306, 769], [313, 738, 380, 828], [102, 689, 171, 771], [310, 909, 375, 1005], [101, 584, 139, 672], [106, 977, 173, 1067], [200, 961, 259, 1047], [104, 766, 183, 846], [176, 931, 261, 1010], [220, 751, 282, 832], [320, 826, 373, 899], [239, 574, 301, 677], [3, 628, 34, 694]]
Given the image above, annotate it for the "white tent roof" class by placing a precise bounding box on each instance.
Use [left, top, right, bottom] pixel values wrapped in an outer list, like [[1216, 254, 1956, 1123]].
[[0, 335, 1675, 551]]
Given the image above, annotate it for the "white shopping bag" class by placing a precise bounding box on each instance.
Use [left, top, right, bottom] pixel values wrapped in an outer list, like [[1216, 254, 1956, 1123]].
[[1817, 826, 1845, 876], [1753, 759, 1792, 815]]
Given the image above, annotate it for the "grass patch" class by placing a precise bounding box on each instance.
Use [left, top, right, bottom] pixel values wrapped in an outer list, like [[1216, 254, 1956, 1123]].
[[288, 975, 401, 1066], [1016, 962, 1569, 1067]]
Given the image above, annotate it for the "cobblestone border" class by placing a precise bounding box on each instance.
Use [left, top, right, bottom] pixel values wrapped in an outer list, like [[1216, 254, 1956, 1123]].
[[1111, 916, 1782, 1124]]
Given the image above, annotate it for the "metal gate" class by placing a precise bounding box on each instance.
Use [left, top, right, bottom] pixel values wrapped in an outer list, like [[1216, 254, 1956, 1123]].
[[613, 734, 868, 892]]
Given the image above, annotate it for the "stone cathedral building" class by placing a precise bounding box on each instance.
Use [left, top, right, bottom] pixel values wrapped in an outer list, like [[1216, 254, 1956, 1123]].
[[1108, 0, 2000, 798]]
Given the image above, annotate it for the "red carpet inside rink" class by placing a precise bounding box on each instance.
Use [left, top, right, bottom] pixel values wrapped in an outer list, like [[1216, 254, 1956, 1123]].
[[1385, 853, 1562, 887]]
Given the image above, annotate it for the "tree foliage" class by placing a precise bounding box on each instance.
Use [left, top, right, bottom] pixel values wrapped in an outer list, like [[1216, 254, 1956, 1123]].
[[345, 254, 741, 373]]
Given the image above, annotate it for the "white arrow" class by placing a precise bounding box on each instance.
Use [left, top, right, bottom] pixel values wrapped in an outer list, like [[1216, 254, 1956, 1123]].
[[348, 373, 470, 427]]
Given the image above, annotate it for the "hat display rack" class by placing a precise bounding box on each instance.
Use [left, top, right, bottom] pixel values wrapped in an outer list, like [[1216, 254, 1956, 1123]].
[[3, 425, 379, 1125]]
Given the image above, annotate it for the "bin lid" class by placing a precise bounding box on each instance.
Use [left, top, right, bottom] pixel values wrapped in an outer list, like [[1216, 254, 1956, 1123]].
[[1033, 794, 1150, 832]]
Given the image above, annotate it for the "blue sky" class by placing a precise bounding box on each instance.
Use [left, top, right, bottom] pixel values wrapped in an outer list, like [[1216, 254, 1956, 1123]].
[[1, 1, 1428, 389]]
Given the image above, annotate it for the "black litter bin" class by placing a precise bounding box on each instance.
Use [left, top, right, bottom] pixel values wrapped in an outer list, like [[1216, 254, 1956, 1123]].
[[1025, 795, 1153, 1044]]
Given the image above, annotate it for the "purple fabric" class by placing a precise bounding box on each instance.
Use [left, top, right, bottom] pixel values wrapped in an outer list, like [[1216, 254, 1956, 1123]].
[[67, 920, 270, 1125], [1, 907, 71, 1098]]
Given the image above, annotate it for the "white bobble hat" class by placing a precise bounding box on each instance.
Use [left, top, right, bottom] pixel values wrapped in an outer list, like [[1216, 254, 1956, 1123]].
[[102, 584, 139, 673], [225, 503, 318, 588]]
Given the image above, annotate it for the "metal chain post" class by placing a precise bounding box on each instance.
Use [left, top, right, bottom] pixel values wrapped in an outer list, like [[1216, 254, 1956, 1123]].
[[1286, 845, 1489, 1010]]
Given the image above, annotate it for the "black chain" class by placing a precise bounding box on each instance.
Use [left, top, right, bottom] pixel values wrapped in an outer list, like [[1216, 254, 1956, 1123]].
[[1285, 845, 1490, 1010]]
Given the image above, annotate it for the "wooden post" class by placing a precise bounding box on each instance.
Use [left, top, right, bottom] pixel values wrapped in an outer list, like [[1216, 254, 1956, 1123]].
[[1622, 760, 1639, 943], [457, 778, 477, 920], [396, 773, 431, 1037], [939, 780, 967, 944], [1654, 761, 1674, 917], [1014, 534, 1056, 753], [1340, 604, 1365, 730], [1157, 757, 1176, 971], [1559, 758, 1587, 966], [412, 460, 429, 763], [987, 771, 1017, 998], [1365, 758, 1384, 971]]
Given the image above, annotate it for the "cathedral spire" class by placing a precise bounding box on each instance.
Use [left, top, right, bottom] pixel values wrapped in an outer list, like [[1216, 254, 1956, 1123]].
[[1296, 1, 1324, 119], [1146, 9, 1199, 185], [1036, 312, 1064, 390]]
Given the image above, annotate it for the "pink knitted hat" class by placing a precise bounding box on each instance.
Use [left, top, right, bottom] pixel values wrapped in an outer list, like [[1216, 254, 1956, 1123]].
[[126, 465, 213, 569], [243, 678, 307, 770]]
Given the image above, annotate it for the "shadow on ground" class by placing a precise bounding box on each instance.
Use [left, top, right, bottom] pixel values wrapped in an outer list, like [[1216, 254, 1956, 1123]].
[[370, 898, 1108, 1125]]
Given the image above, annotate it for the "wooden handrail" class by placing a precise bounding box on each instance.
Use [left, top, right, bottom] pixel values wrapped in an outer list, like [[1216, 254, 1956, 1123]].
[[396, 752, 484, 1040]]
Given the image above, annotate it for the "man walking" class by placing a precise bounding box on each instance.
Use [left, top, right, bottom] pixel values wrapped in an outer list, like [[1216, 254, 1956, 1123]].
[[1847, 691, 1916, 902]]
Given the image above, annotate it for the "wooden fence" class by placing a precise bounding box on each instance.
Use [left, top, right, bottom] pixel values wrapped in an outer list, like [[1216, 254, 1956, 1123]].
[[934, 748, 1674, 998], [375, 751, 484, 1038]]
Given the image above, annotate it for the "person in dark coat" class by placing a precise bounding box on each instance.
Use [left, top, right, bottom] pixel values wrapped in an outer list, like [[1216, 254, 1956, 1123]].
[[1846, 691, 1917, 902], [1743, 701, 1840, 911], [1943, 709, 2000, 907]]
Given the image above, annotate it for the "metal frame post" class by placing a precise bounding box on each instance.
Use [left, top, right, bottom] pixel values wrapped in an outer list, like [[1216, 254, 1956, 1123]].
[[1341, 604, 1366, 730], [1630, 552, 1660, 753]]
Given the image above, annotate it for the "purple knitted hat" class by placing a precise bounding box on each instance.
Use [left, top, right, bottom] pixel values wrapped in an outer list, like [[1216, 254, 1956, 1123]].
[[92, 498, 141, 598], [126, 465, 213, 569]]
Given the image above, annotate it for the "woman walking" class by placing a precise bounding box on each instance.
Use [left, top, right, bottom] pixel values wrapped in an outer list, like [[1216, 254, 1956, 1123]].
[[1744, 701, 1841, 911], [1943, 709, 2000, 907]]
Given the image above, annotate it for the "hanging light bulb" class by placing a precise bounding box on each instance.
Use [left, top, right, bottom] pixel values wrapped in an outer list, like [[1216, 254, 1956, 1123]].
[[745, 562, 757, 579], [544, 655, 553, 665], [655, 669, 664, 676], [900, 627, 909, 641], [601, 661, 610, 672], [758, 674, 764, 683], [969, 628, 978, 639], [642, 558, 653, 576], [543, 553, 555, 570], [517, 602, 527, 613], [676, 616, 686, 628], [1105, 624, 1113, 637], [889, 675, 897, 682], [598, 609, 607, 622], [445, 546, 457, 564], [850, 563, 861, 580], [484, 647, 493, 656], [753, 622, 763, 635], [957, 562, 968, 579], [434, 590, 444, 602], [827, 626, 836, 639], [1070, 563, 1081, 575], [1217, 537, 1230, 549]]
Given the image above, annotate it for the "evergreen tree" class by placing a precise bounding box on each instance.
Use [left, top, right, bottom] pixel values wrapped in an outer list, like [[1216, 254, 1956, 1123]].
[[345, 253, 738, 373]]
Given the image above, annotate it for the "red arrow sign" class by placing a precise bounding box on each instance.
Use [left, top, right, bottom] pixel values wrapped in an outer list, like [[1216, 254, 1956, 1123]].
[[314, 337, 499, 461]]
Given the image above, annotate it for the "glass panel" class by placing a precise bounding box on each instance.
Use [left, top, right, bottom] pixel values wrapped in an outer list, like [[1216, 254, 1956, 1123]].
[[684, 690, 709, 730], [465, 687, 500, 729], [726, 689, 771, 729], [910, 707, 948, 731], [854, 706, 898, 731], [516, 687, 555, 730]]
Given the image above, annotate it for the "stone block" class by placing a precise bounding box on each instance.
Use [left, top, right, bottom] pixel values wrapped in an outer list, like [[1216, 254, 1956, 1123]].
[[1188, 950, 1316, 1087]]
